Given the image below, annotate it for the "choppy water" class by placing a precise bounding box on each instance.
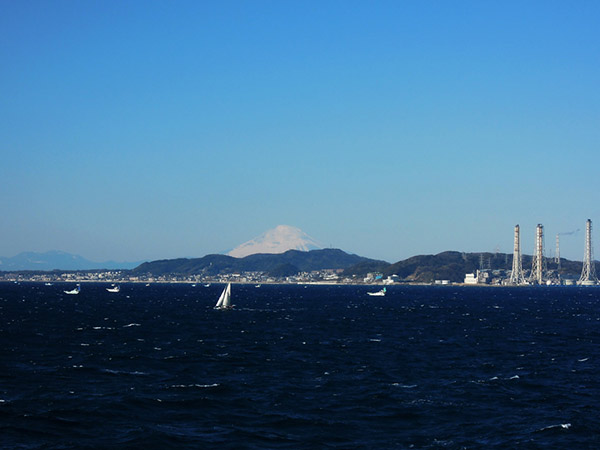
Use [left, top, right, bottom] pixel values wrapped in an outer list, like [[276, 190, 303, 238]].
[[1, 282, 599, 449]]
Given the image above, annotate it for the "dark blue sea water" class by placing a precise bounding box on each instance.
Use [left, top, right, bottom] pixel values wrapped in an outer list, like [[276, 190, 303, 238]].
[[1, 282, 599, 449]]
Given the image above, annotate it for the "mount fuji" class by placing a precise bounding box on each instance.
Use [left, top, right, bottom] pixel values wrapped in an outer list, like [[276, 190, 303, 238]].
[[227, 225, 323, 258]]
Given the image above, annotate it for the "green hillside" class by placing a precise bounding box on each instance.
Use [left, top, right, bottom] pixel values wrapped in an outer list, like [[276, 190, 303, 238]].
[[132, 249, 386, 276]]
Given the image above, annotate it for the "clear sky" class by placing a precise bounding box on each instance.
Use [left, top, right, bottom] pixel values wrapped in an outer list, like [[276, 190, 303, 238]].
[[1, 1, 599, 263]]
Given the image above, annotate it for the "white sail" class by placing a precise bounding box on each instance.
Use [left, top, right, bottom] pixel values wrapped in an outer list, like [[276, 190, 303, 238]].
[[223, 283, 231, 307], [215, 283, 232, 309], [215, 287, 226, 308]]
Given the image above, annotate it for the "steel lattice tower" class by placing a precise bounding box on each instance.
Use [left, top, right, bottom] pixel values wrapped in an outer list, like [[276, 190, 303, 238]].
[[529, 224, 545, 284], [578, 219, 598, 285], [555, 234, 561, 270], [509, 225, 525, 284]]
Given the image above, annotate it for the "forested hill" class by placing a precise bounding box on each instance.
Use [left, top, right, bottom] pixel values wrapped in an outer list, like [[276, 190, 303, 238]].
[[131, 249, 386, 276], [131, 248, 585, 283], [343, 251, 584, 283]]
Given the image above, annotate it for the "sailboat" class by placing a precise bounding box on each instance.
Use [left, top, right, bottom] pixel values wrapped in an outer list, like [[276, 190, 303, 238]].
[[214, 283, 233, 309], [106, 285, 120, 293], [64, 284, 81, 295], [367, 287, 386, 297]]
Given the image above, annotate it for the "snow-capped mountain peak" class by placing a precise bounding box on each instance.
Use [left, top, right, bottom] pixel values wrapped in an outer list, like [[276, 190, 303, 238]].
[[227, 225, 322, 258]]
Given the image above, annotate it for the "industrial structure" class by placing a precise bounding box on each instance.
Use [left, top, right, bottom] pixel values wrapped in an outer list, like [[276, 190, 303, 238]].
[[555, 234, 561, 271], [509, 224, 525, 284], [529, 224, 545, 284], [578, 219, 598, 285], [466, 220, 598, 286]]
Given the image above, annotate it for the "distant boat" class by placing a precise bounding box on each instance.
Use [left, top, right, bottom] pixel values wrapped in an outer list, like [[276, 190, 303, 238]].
[[64, 285, 80, 295], [214, 283, 233, 309], [106, 285, 120, 293], [204, 283, 211, 288], [367, 287, 386, 297], [255, 284, 261, 288], [45, 283, 53, 286]]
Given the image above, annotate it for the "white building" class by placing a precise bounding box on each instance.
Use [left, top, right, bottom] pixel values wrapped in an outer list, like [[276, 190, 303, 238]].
[[464, 273, 478, 285]]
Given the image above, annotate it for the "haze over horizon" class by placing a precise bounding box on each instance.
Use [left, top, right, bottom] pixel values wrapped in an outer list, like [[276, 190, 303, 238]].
[[2, 1, 599, 263]]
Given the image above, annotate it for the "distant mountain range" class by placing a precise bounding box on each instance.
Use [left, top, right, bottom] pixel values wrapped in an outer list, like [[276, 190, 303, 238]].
[[0, 225, 325, 272], [1, 247, 589, 283], [0, 251, 142, 271], [133, 249, 586, 282]]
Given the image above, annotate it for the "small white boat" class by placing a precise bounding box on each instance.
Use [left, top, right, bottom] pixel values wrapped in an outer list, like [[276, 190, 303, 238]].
[[367, 287, 386, 297], [64, 285, 81, 295], [106, 285, 120, 293], [214, 283, 233, 309], [255, 284, 261, 288], [204, 284, 211, 288], [45, 283, 53, 286]]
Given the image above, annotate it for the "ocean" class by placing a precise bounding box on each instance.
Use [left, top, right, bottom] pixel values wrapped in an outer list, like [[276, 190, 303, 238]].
[[1, 282, 599, 449]]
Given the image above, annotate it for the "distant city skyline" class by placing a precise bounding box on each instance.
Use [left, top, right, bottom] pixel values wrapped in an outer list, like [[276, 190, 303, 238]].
[[2, 1, 599, 263]]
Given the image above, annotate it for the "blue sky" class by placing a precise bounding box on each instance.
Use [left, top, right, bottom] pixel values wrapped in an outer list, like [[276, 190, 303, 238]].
[[1, 1, 599, 263]]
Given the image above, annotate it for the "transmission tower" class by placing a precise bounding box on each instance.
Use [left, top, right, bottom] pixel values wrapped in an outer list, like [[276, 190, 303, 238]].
[[509, 224, 525, 284], [529, 224, 545, 284], [555, 234, 561, 271], [578, 219, 598, 285]]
